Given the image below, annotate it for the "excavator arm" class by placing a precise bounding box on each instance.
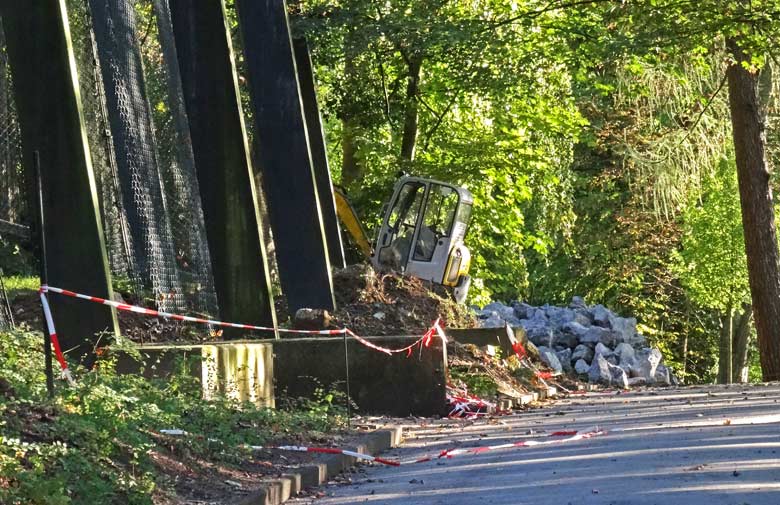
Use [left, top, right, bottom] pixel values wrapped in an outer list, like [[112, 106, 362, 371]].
[[333, 187, 373, 259]]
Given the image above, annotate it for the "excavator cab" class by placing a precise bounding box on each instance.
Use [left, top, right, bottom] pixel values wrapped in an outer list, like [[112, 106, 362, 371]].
[[372, 177, 473, 302]]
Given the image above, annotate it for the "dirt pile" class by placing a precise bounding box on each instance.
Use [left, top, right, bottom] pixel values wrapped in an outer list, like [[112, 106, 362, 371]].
[[329, 265, 477, 336]]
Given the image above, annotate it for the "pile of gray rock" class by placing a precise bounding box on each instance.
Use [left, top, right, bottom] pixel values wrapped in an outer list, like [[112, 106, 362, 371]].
[[476, 297, 675, 388]]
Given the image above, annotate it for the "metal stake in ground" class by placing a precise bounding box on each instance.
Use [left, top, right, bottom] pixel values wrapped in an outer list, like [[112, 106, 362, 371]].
[[343, 330, 352, 427], [34, 151, 54, 397]]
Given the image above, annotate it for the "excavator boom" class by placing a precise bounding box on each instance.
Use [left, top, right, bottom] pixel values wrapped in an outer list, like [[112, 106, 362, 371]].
[[333, 186, 373, 259]]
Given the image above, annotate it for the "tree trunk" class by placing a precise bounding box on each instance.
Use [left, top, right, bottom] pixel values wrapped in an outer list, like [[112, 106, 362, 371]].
[[717, 306, 733, 384], [727, 38, 780, 381], [732, 306, 753, 383], [400, 54, 423, 163], [341, 118, 360, 186], [340, 38, 361, 187]]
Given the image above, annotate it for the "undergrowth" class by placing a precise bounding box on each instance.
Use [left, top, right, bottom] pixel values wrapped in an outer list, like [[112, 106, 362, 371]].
[[0, 329, 347, 504]]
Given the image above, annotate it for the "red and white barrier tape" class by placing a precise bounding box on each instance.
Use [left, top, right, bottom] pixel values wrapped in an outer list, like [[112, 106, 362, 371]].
[[157, 429, 402, 467], [39, 291, 75, 386], [435, 427, 606, 459], [158, 426, 605, 467], [40, 285, 342, 336], [253, 445, 402, 467], [38, 285, 448, 384], [446, 385, 496, 418]]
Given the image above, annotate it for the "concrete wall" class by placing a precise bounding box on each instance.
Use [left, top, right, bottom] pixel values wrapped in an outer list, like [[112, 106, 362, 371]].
[[116, 335, 447, 417], [272, 336, 448, 418], [116, 342, 275, 408]]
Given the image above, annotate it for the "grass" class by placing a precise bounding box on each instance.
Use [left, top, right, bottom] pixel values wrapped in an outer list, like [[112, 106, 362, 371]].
[[0, 329, 348, 505], [1, 275, 39, 300]]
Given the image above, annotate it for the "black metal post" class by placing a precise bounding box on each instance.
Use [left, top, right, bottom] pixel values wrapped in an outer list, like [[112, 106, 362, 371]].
[[235, 0, 336, 314], [34, 151, 54, 397], [168, 0, 278, 337], [293, 38, 345, 269], [1, 0, 119, 365]]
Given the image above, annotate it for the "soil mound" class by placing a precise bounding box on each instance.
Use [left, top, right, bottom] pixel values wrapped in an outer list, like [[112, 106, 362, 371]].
[[329, 265, 476, 336]]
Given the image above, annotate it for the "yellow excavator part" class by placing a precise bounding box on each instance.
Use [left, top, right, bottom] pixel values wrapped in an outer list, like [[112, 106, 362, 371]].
[[333, 187, 373, 259]]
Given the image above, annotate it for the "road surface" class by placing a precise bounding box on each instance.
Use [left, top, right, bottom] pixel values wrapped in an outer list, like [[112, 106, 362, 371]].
[[291, 384, 780, 505]]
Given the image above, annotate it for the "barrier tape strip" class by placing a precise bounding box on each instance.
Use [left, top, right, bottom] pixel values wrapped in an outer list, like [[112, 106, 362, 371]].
[[435, 427, 606, 459], [158, 427, 605, 467], [39, 291, 75, 386], [446, 386, 497, 418], [40, 285, 342, 336], [252, 445, 402, 467], [38, 285, 447, 384]]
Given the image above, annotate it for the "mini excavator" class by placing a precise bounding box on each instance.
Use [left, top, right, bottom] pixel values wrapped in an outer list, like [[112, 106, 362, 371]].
[[334, 176, 473, 303]]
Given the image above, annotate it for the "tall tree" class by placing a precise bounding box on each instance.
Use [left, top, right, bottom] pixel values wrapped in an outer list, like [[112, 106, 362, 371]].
[[727, 40, 780, 381]]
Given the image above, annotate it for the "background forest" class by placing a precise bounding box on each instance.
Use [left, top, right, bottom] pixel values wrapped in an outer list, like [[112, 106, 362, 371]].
[[281, 0, 780, 384]]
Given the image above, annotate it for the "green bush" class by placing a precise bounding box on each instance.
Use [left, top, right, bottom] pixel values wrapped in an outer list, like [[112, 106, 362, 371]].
[[0, 330, 347, 504]]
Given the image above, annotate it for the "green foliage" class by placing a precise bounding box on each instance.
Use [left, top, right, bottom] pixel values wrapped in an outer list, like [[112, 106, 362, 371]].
[[673, 158, 749, 311], [0, 330, 347, 504], [295, 0, 586, 301], [1, 275, 38, 300], [0, 239, 35, 278], [449, 366, 498, 399]]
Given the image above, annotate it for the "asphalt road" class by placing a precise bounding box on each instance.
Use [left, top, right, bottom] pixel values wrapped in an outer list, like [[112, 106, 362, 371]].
[[291, 385, 780, 505]]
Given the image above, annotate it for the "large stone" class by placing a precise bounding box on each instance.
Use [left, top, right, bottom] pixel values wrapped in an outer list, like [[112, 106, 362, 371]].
[[579, 326, 618, 347], [571, 344, 594, 363], [654, 364, 672, 386], [551, 330, 579, 350], [556, 348, 573, 373], [588, 354, 629, 388], [614, 342, 636, 366], [538, 348, 563, 375], [562, 321, 589, 339], [588, 354, 612, 385], [497, 305, 518, 322], [631, 348, 663, 381], [574, 359, 590, 375], [569, 296, 587, 309], [480, 315, 505, 328], [293, 308, 332, 330], [609, 362, 629, 389], [573, 310, 593, 326], [545, 306, 576, 327], [520, 318, 554, 347], [512, 301, 534, 320], [591, 305, 612, 328], [610, 315, 639, 345], [594, 342, 613, 359], [477, 309, 499, 320], [627, 377, 647, 387]]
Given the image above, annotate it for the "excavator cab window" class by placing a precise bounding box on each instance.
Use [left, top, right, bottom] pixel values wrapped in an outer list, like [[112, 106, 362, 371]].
[[413, 185, 459, 262], [377, 181, 425, 270]]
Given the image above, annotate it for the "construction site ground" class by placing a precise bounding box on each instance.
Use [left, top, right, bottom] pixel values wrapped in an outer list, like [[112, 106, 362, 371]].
[[290, 384, 780, 505]]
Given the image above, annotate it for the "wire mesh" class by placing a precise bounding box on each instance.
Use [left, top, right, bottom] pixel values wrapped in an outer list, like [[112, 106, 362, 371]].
[[0, 17, 26, 227], [86, 0, 186, 312], [1, 1, 221, 320], [67, 0, 141, 296], [143, 0, 218, 315]]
